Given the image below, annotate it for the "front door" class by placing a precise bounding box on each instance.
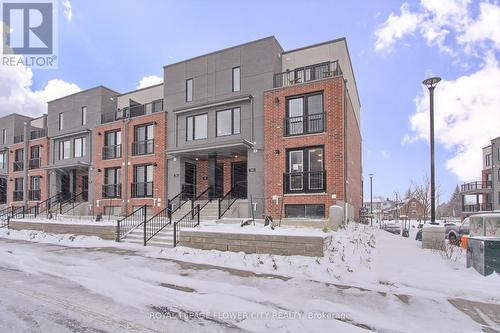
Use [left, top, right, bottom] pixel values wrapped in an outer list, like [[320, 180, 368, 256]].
[[231, 162, 247, 199], [215, 163, 224, 198], [184, 162, 196, 200], [82, 175, 89, 201], [61, 174, 70, 200]]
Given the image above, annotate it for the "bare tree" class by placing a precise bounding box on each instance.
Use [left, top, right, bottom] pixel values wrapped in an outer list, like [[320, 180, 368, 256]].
[[414, 174, 431, 223]]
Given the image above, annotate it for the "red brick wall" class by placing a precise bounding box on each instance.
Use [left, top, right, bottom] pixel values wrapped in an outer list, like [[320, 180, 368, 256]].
[[93, 112, 167, 215], [345, 92, 362, 221], [264, 77, 362, 220]]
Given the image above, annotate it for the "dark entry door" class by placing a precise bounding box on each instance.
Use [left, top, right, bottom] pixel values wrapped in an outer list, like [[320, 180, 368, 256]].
[[231, 162, 247, 199], [215, 163, 224, 198], [184, 162, 196, 200], [82, 175, 89, 201], [61, 174, 70, 200]]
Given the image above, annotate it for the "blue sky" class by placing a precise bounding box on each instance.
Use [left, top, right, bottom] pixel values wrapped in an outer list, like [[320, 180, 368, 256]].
[[4, 0, 500, 202]]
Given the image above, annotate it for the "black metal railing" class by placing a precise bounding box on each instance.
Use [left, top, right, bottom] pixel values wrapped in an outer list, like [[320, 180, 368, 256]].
[[102, 144, 122, 160], [28, 189, 41, 201], [101, 99, 164, 124], [13, 135, 24, 143], [284, 113, 325, 136], [35, 192, 62, 218], [463, 203, 493, 213], [194, 186, 212, 212], [460, 181, 492, 192], [59, 191, 87, 215], [30, 129, 46, 140], [29, 158, 40, 169], [284, 171, 326, 193], [144, 206, 171, 246], [132, 139, 154, 156], [102, 184, 122, 198], [116, 205, 147, 241], [11, 206, 26, 219], [13, 161, 23, 171], [273, 61, 342, 88], [0, 206, 13, 228], [218, 184, 243, 219], [167, 188, 190, 218], [13, 190, 23, 201], [131, 182, 153, 198], [173, 204, 200, 247]]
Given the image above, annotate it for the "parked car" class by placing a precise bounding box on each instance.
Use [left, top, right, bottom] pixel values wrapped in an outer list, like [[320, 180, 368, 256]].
[[415, 219, 470, 244], [383, 222, 401, 235]]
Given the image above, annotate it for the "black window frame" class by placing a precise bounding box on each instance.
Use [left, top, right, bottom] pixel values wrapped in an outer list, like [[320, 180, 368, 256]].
[[186, 113, 208, 141], [73, 137, 86, 158], [285, 145, 325, 193], [132, 163, 154, 198], [284, 204, 325, 219], [58, 112, 64, 130], [103, 129, 122, 159], [81, 106, 87, 125], [232, 66, 241, 92], [132, 123, 154, 156], [0, 151, 5, 169], [1, 129, 6, 144], [186, 78, 193, 102], [59, 140, 71, 160], [14, 148, 23, 162], [285, 91, 325, 136], [216, 107, 240, 137]]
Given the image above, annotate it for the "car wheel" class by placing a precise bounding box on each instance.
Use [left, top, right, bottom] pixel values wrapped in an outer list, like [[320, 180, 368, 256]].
[[449, 233, 457, 245]]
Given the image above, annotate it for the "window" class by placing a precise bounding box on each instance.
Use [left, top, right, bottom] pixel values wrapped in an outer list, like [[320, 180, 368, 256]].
[[59, 140, 71, 160], [13, 178, 23, 201], [285, 93, 324, 136], [133, 124, 154, 155], [58, 113, 64, 130], [411, 201, 416, 208], [29, 176, 41, 200], [285, 146, 325, 193], [1, 129, 5, 144], [285, 204, 325, 218], [103, 130, 122, 159], [186, 114, 208, 141], [133, 164, 153, 197], [498, 148, 500, 161], [103, 167, 121, 198], [186, 78, 193, 102], [14, 148, 23, 171], [74, 137, 86, 158], [498, 168, 500, 182], [217, 108, 240, 136], [232, 67, 240, 92], [81, 106, 87, 125], [0, 152, 5, 169], [486, 153, 492, 166], [104, 206, 121, 216], [29, 146, 40, 169]]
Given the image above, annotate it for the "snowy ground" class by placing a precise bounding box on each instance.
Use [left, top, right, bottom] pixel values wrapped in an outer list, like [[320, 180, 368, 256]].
[[0, 222, 499, 332]]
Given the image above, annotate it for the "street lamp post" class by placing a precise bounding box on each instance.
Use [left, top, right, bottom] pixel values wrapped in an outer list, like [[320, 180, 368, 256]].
[[369, 173, 374, 227], [422, 77, 441, 224]]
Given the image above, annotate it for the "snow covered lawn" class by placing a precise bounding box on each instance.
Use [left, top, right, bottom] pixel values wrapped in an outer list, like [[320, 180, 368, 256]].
[[0, 222, 499, 332]]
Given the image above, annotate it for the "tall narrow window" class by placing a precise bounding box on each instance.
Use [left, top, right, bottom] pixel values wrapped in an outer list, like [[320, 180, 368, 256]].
[[0, 152, 5, 169], [59, 140, 71, 160], [133, 124, 154, 155], [104, 130, 122, 159], [285, 93, 324, 136], [1, 129, 6, 144], [133, 164, 153, 197], [58, 113, 64, 130], [186, 78, 193, 102], [14, 148, 24, 171], [74, 137, 86, 158], [81, 106, 87, 125], [217, 108, 240, 136], [186, 114, 208, 141], [286, 146, 325, 193], [232, 67, 240, 92], [104, 167, 121, 198]]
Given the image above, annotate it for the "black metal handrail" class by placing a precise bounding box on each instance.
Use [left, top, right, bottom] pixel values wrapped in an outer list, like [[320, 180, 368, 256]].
[[144, 206, 171, 246], [101, 100, 164, 124], [218, 184, 242, 219], [28, 158, 41, 169], [273, 61, 342, 88], [132, 139, 154, 156], [116, 205, 147, 241], [0, 206, 14, 227], [131, 182, 153, 198], [35, 192, 62, 218], [283, 170, 326, 193], [14, 135, 24, 143], [102, 184, 121, 198], [167, 188, 190, 218], [28, 189, 41, 201], [194, 186, 212, 213], [102, 144, 122, 160], [173, 204, 200, 247], [463, 203, 493, 212], [284, 113, 325, 136], [13, 161, 24, 171], [11, 206, 26, 219], [30, 129, 46, 140], [13, 190, 23, 202], [460, 181, 492, 192], [59, 191, 87, 215]]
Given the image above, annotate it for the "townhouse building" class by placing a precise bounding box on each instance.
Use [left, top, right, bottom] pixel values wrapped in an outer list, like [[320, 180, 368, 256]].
[[460, 136, 500, 216], [1, 36, 362, 222]]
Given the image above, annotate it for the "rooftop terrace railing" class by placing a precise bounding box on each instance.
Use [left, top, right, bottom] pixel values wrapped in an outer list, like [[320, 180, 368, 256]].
[[273, 61, 342, 88], [101, 99, 164, 124]]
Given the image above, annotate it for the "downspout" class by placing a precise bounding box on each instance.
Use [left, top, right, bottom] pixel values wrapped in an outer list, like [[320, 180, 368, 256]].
[[123, 118, 129, 215], [343, 80, 348, 222], [23, 122, 28, 207], [250, 95, 254, 144]]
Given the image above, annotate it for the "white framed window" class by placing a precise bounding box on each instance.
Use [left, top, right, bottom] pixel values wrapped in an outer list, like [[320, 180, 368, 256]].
[[216, 108, 240, 136], [186, 114, 208, 141], [74, 137, 86, 158], [0, 152, 5, 169]]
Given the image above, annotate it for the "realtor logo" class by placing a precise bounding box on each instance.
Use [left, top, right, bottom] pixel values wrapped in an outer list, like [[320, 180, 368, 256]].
[[1, 0, 58, 68]]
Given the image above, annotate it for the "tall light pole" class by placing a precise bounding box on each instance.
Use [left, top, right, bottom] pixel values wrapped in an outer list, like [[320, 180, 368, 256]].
[[422, 77, 441, 224], [369, 173, 374, 226]]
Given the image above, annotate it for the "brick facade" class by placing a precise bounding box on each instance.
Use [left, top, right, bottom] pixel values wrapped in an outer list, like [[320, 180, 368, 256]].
[[263, 77, 362, 220]]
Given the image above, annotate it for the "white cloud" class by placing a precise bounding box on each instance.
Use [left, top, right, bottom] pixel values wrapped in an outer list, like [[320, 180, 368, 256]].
[[61, 0, 73, 22], [406, 56, 500, 181], [0, 64, 81, 118], [459, 2, 500, 52], [136, 75, 162, 89]]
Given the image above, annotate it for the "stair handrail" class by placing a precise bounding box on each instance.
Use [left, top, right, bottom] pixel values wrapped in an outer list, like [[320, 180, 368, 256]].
[[35, 192, 62, 217], [11, 205, 26, 219], [173, 204, 200, 247], [218, 184, 240, 219], [0, 206, 13, 228], [167, 187, 190, 218], [143, 206, 171, 246], [193, 186, 212, 213], [59, 191, 87, 215], [116, 205, 147, 241]]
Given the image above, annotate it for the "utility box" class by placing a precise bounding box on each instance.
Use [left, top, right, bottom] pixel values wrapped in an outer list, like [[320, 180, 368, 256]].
[[329, 205, 344, 231], [422, 225, 445, 250], [469, 214, 500, 237], [467, 237, 500, 276]]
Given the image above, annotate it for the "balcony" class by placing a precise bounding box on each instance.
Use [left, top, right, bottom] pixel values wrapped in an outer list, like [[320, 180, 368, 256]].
[[102, 184, 121, 198], [28, 189, 41, 201], [102, 144, 122, 160], [131, 182, 153, 198], [30, 129, 46, 140], [283, 171, 326, 194], [101, 99, 163, 124], [132, 139, 154, 156], [284, 113, 325, 137], [273, 61, 342, 88], [460, 181, 492, 194], [13, 190, 23, 201], [463, 203, 493, 213], [13, 161, 24, 171], [13, 135, 24, 143], [29, 158, 40, 169]]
